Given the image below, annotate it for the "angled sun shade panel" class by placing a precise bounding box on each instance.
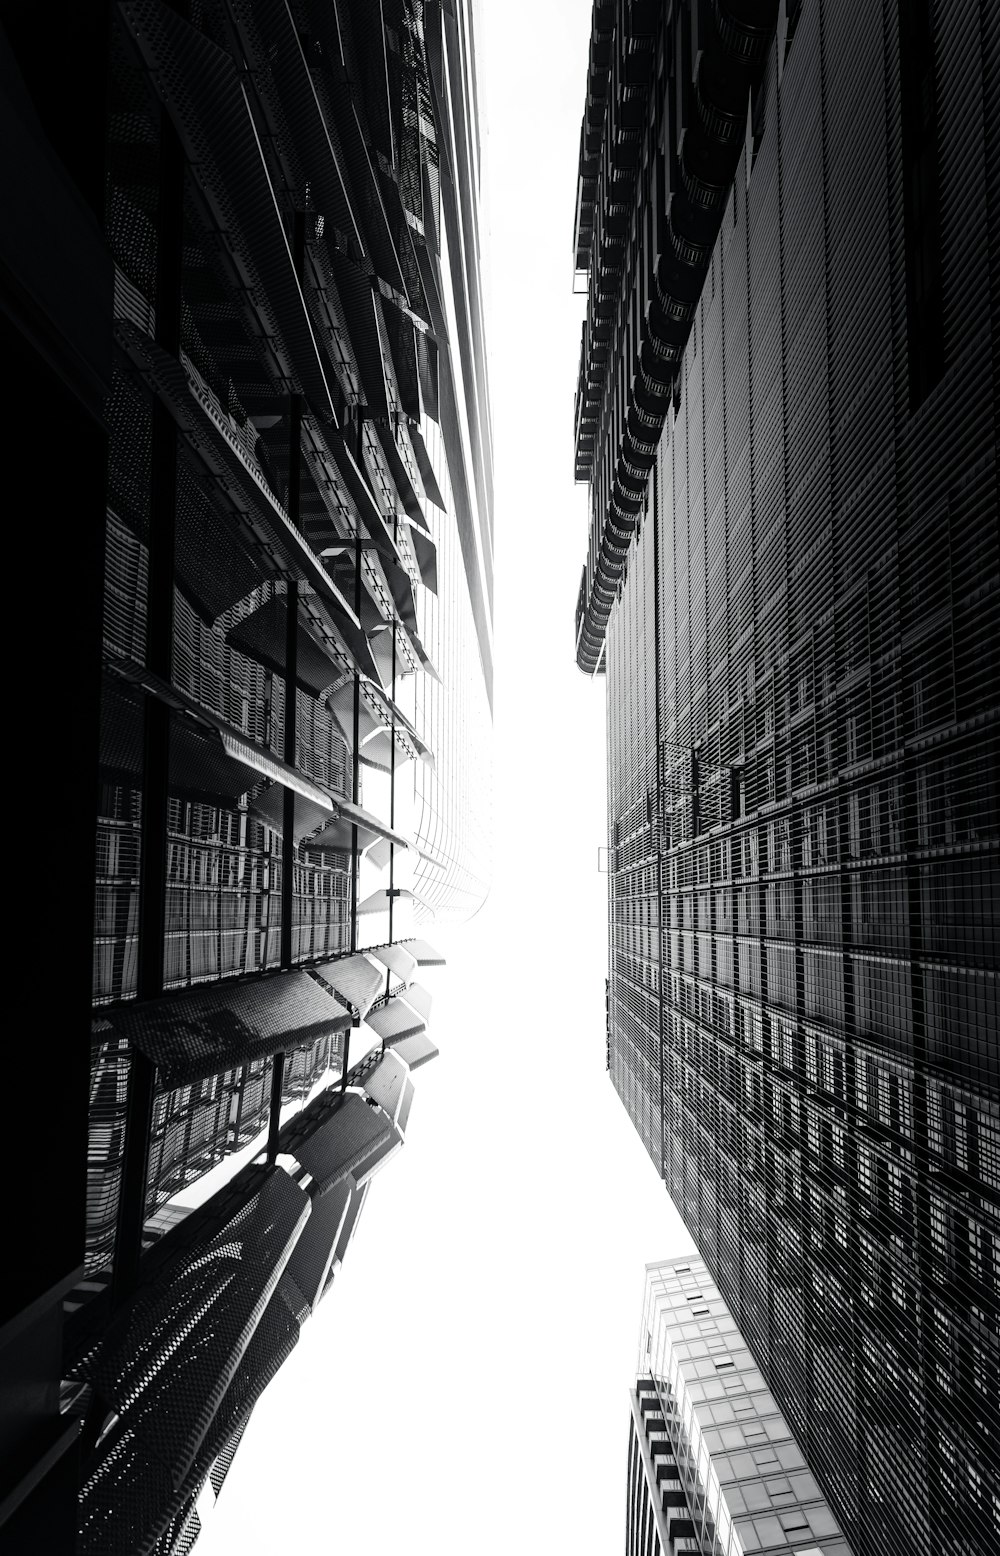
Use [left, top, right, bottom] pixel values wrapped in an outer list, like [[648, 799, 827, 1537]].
[[358, 886, 432, 915], [363, 1050, 415, 1135], [86, 1269, 307, 1555], [414, 231, 448, 340], [329, 254, 389, 417], [301, 796, 412, 855], [321, 80, 406, 299], [249, 0, 362, 258], [375, 166, 433, 330], [226, 596, 345, 696], [113, 324, 357, 631], [301, 812, 380, 853], [303, 796, 416, 858], [384, 552, 420, 635], [334, 1178, 369, 1259], [366, 836, 392, 871], [77, 1417, 176, 1556], [326, 675, 389, 751], [79, 1164, 310, 1496], [281, 1181, 352, 1312], [400, 981, 433, 1022], [403, 937, 447, 966], [120, 0, 336, 417], [359, 727, 430, 774], [368, 942, 418, 984], [372, 418, 429, 530], [379, 293, 420, 421], [417, 329, 439, 422], [187, 1276, 303, 1500], [408, 424, 446, 509], [364, 996, 425, 1045], [249, 782, 337, 844], [335, 795, 413, 852], [325, 674, 430, 766], [309, 588, 383, 684], [98, 969, 350, 1088], [318, 419, 401, 564], [107, 657, 336, 812], [409, 524, 438, 593], [279, 1090, 398, 1192], [388, 1030, 439, 1072], [404, 623, 440, 682], [174, 449, 267, 624], [357, 678, 430, 760], [311, 954, 384, 1018]]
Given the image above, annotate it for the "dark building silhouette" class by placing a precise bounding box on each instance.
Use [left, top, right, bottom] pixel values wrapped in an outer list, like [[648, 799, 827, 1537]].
[[629, 1258, 853, 1556], [1, 1, 490, 1550], [573, 5, 998, 1556]]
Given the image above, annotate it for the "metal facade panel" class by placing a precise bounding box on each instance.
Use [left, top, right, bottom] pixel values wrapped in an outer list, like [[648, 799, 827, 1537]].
[[364, 996, 425, 1045], [368, 942, 418, 983], [403, 937, 446, 966], [78, 1167, 309, 1497], [388, 1031, 439, 1071], [588, 6, 1000, 1556], [311, 954, 384, 1018], [400, 981, 432, 1021], [99, 969, 350, 1088], [281, 1090, 395, 1192], [283, 1182, 352, 1311]]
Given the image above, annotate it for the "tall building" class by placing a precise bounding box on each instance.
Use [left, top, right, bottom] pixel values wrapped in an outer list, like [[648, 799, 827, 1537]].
[[0, 0, 491, 1550], [573, 5, 998, 1556], [629, 1257, 853, 1556]]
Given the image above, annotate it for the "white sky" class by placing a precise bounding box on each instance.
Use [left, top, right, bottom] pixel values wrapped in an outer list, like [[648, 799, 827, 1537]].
[[195, 4, 692, 1550]]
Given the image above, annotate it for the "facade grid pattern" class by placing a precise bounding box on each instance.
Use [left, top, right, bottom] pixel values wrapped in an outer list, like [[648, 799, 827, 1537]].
[[579, 6, 999, 1556]]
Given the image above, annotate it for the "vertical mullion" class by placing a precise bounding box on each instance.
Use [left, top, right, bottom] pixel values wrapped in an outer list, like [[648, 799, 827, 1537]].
[[111, 95, 185, 1309]]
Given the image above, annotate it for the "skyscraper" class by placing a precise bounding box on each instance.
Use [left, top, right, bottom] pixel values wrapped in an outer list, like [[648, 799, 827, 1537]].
[[629, 1257, 853, 1556], [1, 1, 491, 1550], [573, 5, 998, 1556]]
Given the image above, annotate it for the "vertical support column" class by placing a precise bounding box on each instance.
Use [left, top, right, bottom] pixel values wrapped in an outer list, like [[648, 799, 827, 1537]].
[[349, 405, 365, 957], [652, 470, 666, 1188], [350, 525, 362, 954], [387, 510, 398, 966], [270, 209, 304, 1163], [279, 579, 298, 971], [112, 92, 185, 1309]]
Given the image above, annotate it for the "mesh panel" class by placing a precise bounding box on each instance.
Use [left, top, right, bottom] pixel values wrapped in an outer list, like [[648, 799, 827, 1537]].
[[174, 451, 265, 623], [283, 1181, 352, 1311], [78, 1168, 309, 1490], [388, 1030, 439, 1071], [227, 596, 343, 697], [402, 937, 446, 966], [312, 952, 384, 1017], [364, 997, 424, 1045], [279, 1088, 395, 1191], [99, 968, 350, 1087]]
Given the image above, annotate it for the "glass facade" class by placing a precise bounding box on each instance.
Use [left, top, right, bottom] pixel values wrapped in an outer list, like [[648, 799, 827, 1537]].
[[576, 6, 999, 1556]]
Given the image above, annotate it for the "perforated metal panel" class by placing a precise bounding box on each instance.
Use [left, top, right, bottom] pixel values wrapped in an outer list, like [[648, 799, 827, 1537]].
[[75, 1166, 309, 1552], [278, 1088, 397, 1192], [96, 968, 350, 1088]]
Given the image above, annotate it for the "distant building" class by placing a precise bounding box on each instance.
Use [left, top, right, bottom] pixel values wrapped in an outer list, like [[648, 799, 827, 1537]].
[[0, 0, 490, 1550], [573, 4, 999, 1556], [629, 1258, 853, 1556]]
